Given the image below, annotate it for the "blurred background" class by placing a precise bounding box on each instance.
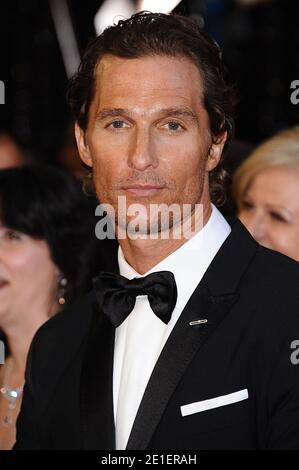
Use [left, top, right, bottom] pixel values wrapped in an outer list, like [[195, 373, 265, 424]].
[[0, 0, 299, 174]]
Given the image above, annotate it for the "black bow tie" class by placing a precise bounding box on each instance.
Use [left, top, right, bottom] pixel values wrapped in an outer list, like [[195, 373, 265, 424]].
[[93, 271, 177, 327]]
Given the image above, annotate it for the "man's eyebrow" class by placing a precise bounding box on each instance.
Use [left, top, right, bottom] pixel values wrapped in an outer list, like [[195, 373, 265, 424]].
[[95, 108, 131, 121], [158, 107, 199, 123], [95, 106, 199, 123]]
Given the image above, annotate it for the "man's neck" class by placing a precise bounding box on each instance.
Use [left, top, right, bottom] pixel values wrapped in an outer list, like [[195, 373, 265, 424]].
[[118, 202, 212, 274]]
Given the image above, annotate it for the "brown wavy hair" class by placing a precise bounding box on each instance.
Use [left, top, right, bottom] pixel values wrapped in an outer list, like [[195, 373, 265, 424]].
[[67, 11, 237, 205]]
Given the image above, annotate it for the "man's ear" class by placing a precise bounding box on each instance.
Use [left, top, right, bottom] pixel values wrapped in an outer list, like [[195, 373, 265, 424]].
[[206, 131, 227, 172], [75, 122, 93, 168]]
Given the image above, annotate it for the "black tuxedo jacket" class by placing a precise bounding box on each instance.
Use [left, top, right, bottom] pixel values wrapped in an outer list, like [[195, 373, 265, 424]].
[[15, 219, 299, 449]]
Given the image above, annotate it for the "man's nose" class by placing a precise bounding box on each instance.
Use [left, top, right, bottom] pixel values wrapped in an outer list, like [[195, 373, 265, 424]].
[[127, 128, 158, 171]]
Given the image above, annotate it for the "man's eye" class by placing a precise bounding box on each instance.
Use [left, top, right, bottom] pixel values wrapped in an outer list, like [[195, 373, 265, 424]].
[[164, 121, 184, 132], [109, 120, 127, 129]]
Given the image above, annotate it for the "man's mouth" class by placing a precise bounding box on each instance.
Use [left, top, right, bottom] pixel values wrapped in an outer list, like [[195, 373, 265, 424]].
[[120, 184, 165, 196]]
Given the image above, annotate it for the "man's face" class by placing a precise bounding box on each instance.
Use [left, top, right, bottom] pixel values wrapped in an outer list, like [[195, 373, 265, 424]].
[[76, 55, 226, 233]]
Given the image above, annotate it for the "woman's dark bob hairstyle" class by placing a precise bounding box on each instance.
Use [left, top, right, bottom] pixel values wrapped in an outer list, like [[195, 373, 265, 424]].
[[0, 164, 101, 303]]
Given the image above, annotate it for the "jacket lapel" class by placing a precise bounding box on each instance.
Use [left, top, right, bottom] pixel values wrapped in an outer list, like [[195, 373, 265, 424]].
[[126, 219, 258, 450], [80, 298, 116, 449]]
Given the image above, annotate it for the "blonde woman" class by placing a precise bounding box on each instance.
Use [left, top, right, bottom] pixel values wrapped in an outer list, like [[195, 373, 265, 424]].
[[233, 126, 299, 261]]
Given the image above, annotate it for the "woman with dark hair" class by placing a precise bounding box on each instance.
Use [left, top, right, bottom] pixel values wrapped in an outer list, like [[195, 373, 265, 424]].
[[0, 164, 115, 449]]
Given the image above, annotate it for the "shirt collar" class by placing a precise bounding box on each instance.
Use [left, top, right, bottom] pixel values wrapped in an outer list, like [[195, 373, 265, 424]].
[[118, 204, 231, 313]]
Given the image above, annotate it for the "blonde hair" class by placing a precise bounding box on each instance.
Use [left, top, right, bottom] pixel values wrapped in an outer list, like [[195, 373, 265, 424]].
[[232, 125, 299, 209]]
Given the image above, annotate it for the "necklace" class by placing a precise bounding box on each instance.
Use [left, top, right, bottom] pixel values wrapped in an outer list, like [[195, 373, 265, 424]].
[[0, 362, 24, 427]]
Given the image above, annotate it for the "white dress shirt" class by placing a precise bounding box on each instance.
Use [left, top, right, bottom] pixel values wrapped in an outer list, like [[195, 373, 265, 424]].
[[113, 204, 231, 449]]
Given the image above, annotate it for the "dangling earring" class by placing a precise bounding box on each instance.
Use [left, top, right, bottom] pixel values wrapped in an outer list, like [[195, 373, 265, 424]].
[[58, 275, 68, 305]]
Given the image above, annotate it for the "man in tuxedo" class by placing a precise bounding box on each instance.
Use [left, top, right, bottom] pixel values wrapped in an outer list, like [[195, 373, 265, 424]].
[[15, 12, 299, 449]]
